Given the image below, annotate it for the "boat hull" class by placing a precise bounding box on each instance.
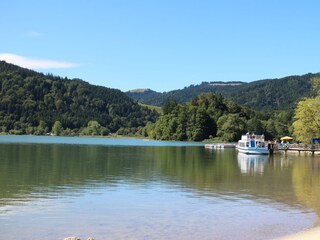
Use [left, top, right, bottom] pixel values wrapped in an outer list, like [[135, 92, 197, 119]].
[[237, 146, 269, 155]]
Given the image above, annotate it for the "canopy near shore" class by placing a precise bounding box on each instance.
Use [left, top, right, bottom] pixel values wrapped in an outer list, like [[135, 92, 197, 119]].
[[280, 136, 293, 141]]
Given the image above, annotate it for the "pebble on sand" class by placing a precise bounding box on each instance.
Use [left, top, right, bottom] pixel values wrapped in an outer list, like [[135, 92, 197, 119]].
[[64, 237, 94, 240]]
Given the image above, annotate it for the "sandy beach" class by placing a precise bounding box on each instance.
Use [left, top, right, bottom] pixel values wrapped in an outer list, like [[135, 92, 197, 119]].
[[280, 227, 320, 240]]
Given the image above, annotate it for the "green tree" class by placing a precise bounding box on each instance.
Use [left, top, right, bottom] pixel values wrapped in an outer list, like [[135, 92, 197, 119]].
[[292, 97, 320, 143], [191, 108, 214, 141], [246, 118, 264, 134], [312, 76, 320, 95], [87, 120, 102, 135], [162, 100, 178, 115], [52, 121, 63, 136], [81, 120, 108, 136], [35, 120, 48, 135], [217, 114, 247, 142]]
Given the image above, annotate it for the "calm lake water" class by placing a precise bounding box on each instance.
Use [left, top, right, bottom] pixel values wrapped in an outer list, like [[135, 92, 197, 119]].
[[0, 135, 319, 240]]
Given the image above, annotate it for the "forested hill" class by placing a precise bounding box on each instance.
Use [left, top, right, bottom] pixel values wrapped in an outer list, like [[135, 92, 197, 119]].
[[126, 82, 244, 107], [224, 74, 318, 111], [0, 61, 158, 135], [127, 88, 163, 104], [126, 74, 319, 111]]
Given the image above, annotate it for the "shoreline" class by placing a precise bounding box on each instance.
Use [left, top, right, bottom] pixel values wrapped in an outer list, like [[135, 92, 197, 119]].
[[64, 227, 320, 240], [280, 226, 320, 240]]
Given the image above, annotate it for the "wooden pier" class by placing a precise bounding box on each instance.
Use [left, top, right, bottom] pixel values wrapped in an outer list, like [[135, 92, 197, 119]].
[[279, 147, 320, 156], [204, 143, 236, 149]]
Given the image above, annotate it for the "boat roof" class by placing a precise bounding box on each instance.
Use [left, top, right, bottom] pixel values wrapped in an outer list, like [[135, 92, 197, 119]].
[[241, 133, 265, 141]]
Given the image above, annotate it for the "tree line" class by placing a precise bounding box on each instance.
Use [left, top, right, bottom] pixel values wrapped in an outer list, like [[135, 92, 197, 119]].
[[126, 74, 318, 112], [1, 60, 317, 143], [141, 93, 292, 142], [292, 77, 320, 143]]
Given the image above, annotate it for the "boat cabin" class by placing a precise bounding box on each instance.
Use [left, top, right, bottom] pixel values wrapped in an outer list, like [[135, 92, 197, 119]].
[[238, 134, 266, 148]]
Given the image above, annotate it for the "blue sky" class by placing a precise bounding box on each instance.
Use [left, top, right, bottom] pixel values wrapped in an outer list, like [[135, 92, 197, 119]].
[[1, 0, 320, 92]]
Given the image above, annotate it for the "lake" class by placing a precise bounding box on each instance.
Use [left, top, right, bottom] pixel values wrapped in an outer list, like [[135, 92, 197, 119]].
[[0, 135, 319, 240]]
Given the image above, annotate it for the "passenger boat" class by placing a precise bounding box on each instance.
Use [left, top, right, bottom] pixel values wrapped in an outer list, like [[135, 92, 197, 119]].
[[236, 133, 270, 155]]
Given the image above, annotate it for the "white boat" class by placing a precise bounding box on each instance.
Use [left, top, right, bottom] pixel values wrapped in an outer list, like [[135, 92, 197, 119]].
[[236, 133, 270, 155]]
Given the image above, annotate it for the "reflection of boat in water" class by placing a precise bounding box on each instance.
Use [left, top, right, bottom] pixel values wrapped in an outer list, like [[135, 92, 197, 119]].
[[236, 133, 270, 155], [237, 153, 269, 175]]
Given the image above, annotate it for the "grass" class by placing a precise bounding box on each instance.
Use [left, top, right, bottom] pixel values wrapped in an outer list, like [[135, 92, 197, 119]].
[[139, 103, 163, 114]]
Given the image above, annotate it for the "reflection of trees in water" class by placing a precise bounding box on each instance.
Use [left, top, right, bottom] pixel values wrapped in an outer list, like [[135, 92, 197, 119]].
[[155, 148, 240, 190], [292, 157, 320, 217], [157, 149, 292, 196], [1, 143, 320, 217], [0, 144, 158, 205], [156, 150, 319, 215]]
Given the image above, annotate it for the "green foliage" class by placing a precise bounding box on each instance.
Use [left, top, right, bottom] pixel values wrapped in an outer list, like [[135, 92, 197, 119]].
[[0, 61, 159, 135], [52, 121, 63, 136], [162, 100, 178, 115], [293, 97, 320, 143], [149, 93, 291, 142], [138, 103, 162, 114], [246, 118, 264, 134], [127, 82, 243, 107], [80, 120, 109, 136], [35, 120, 48, 135], [292, 77, 320, 143], [217, 114, 246, 142], [312, 76, 320, 96]]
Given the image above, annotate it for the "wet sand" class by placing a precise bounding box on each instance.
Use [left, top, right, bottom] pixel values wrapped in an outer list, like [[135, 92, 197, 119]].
[[280, 227, 320, 240]]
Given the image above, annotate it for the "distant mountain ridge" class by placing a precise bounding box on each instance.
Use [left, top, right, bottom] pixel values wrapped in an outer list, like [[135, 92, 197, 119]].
[[126, 88, 163, 104], [128, 88, 152, 93], [0, 61, 158, 135], [126, 81, 245, 107], [126, 75, 319, 111]]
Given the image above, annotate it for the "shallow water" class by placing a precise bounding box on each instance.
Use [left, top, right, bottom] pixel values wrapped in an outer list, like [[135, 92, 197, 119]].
[[0, 136, 319, 239]]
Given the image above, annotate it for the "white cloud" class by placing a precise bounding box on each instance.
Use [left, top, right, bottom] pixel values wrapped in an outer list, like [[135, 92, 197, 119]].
[[0, 53, 79, 69]]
